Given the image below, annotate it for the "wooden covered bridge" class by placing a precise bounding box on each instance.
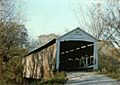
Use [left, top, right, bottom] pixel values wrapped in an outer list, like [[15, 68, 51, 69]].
[[23, 27, 98, 79]]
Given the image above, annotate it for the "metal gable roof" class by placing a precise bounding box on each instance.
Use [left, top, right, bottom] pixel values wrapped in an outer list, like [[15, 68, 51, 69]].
[[57, 27, 98, 41], [24, 39, 56, 57]]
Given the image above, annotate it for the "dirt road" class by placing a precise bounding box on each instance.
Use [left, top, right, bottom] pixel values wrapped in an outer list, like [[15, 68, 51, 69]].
[[65, 72, 120, 85]]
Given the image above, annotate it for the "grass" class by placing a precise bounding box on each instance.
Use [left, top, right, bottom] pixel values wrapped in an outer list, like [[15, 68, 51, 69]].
[[98, 53, 120, 80], [39, 71, 68, 85], [22, 71, 68, 85]]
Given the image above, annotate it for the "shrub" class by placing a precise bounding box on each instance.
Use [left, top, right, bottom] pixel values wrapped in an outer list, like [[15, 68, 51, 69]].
[[39, 71, 68, 85], [99, 53, 120, 80]]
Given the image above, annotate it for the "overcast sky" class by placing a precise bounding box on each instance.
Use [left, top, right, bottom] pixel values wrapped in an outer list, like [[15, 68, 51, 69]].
[[24, 0, 99, 37]]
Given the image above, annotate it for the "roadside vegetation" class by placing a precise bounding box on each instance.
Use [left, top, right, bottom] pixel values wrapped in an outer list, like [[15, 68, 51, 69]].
[[99, 54, 120, 80], [39, 71, 68, 85], [98, 41, 120, 80], [23, 71, 68, 85], [0, 0, 28, 85]]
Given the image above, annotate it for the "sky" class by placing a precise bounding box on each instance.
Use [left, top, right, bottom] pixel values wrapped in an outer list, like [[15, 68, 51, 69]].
[[24, 0, 98, 38]]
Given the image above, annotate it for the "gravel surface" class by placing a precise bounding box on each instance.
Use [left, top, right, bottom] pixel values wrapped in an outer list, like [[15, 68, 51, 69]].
[[65, 72, 120, 85]]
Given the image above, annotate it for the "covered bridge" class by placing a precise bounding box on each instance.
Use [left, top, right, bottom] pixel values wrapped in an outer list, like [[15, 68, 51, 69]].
[[23, 27, 98, 79]]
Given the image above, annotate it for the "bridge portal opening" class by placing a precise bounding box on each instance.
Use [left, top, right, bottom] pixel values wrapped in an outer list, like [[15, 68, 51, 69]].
[[59, 41, 94, 71]]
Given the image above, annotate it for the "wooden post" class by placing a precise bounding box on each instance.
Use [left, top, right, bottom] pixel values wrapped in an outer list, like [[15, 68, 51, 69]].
[[56, 40, 60, 70], [94, 42, 98, 69], [86, 57, 88, 67]]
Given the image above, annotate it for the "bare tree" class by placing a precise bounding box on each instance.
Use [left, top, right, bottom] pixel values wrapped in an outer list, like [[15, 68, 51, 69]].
[[73, 0, 120, 48]]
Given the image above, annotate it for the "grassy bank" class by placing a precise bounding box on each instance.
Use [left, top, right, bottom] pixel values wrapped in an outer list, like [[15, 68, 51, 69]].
[[23, 71, 68, 85], [98, 54, 120, 80], [39, 71, 68, 85]]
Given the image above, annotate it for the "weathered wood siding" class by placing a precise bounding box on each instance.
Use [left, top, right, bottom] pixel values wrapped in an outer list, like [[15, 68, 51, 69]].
[[23, 43, 56, 79]]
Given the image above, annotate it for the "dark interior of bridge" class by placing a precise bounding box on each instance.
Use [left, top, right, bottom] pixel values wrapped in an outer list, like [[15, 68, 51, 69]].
[[59, 41, 94, 71]]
